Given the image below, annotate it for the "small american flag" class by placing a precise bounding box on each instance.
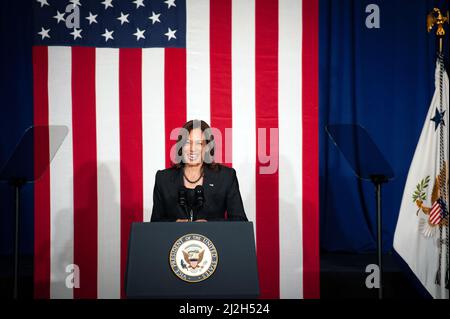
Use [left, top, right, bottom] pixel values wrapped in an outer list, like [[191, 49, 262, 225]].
[[429, 198, 448, 225], [32, 0, 319, 299]]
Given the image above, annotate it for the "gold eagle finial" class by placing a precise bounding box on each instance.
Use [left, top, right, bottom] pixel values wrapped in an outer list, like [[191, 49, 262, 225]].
[[427, 8, 449, 36]]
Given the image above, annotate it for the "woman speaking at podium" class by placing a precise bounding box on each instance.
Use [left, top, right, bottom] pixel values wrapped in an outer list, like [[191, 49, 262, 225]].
[[150, 120, 248, 222]]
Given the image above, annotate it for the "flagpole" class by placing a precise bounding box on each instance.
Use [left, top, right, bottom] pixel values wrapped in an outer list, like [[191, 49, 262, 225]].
[[427, 6, 449, 296]]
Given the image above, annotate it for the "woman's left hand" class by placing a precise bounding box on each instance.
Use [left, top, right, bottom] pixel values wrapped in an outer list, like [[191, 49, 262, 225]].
[[195, 219, 208, 222]]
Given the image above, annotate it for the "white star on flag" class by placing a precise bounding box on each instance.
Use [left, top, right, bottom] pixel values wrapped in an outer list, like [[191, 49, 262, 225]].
[[36, 0, 49, 8], [133, 28, 146, 41], [101, 0, 113, 10], [117, 12, 130, 25], [37, 27, 50, 39], [69, 0, 81, 7], [101, 28, 114, 42], [53, 11, 65, 23], [148, 11, 161, 24], [164, 0, 176, 9], [85, 12, 98, 25], [70, 28, 82, 40], [164, 27, 176, 41], [133, 0, 145, 9]]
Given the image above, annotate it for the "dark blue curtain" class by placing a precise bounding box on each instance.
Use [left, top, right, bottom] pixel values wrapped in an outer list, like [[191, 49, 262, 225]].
[[0, 0, 34, 255], [320, 0, 449, 253]]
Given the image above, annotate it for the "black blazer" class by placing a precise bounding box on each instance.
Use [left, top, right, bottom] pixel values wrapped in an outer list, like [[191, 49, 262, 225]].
[[150, 165, 248, 222]]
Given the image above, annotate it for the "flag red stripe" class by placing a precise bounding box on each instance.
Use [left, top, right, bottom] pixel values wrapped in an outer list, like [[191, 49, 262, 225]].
[[430, 211, 439, 218], [164, 48, 187, 168], [429, 203, 441, 224], [302, 0, 320, 299], [430, 212, 440, 220], [33, 46, 51, 299], [119, 48, 144, 298], [255, 0, 280, 299], [430, 216, 441, 224], [210, 0, 232, 167], [71, 47, 98, 299], [430, 217, 441, 225], [430, 204, 441, 224], [430, 202, 440, 213]]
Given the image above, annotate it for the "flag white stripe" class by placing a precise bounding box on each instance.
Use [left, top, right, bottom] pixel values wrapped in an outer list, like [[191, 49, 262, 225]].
[[142, 48, 166, 222], [430, 208, 439, 216], [429, 209, 441, 224], [278, 0, 303, 299], [232, 0, 256, 236], [430, 204, 439, 212], [95, 48, 121, 299], [430, 217, 440, 224], [186, 0, 210, 123], [48, 47, 74, 299]]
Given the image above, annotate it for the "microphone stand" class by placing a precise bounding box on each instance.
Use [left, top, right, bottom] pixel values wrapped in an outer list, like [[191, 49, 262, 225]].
[[179, 186, 205, 222], [178, 189, 192, 222], [193, 186, 205, 222]]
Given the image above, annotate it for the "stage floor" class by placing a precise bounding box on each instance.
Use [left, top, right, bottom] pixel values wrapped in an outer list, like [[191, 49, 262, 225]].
[[320, 252, 428, 299], [0, 252, 428, 299]]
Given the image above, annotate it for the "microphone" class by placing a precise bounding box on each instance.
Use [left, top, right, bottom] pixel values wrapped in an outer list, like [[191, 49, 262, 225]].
[[178, 188, 186, 206], [194, 185, 205, 208], [178, 188, 190, 220], [191, 185, 205, 222]]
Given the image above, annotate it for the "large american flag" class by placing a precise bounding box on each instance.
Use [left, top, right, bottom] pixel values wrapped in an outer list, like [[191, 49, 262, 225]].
[[32, 0, 318, 299]]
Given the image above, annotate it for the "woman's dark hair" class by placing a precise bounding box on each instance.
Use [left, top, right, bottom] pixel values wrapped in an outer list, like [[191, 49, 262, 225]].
[[172, 119, 219, 170]]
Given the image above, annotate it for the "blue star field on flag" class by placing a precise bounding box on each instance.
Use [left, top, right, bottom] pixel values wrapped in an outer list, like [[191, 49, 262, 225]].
[[33, 0, 186, 48]]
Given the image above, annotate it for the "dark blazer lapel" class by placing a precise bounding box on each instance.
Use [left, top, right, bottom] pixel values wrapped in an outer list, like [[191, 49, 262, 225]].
[[170, 167, 183, 188], [202, 165, 218, 200]]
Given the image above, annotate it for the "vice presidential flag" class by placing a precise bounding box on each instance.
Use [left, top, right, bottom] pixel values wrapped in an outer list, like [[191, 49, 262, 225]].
[[394, 57, 449, 299], [32, 0, 319, 298]]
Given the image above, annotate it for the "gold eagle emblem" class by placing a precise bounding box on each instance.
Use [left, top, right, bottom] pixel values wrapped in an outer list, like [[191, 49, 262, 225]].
[[182, 248, 205, 269], [414, 162, 449, 237], [427, 8, 449, 36]]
